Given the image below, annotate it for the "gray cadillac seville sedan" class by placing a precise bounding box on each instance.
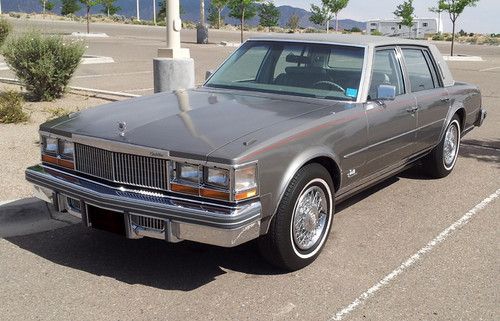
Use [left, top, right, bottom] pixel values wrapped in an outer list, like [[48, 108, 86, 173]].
[[26, 34, 486, 270]]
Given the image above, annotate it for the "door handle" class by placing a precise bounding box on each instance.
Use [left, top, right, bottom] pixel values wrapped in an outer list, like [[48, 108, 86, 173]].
[[440, 97, 450, 102], [406, 106, 418, 113]]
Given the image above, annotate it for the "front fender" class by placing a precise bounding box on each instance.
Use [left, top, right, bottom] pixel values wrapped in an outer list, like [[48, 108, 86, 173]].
[[262, 146, 341, 233]]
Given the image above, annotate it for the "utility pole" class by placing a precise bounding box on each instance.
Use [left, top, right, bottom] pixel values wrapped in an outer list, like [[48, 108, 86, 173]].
[[136, 0, 140, 21], [153, 0, 194, 93], [0, 0, 2, 15], [153, 0, 156, 25]]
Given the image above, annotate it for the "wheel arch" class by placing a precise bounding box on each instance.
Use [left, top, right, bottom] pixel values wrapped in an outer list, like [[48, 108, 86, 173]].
[[438, 104, 466, 143], [262, 148, 342, 234]]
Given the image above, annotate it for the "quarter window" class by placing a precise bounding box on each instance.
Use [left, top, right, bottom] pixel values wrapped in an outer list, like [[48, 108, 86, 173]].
[[402, 48, 435, 92]]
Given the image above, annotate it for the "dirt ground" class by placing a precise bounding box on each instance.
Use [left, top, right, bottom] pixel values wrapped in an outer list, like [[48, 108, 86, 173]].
[[0, 83, 123, 200]]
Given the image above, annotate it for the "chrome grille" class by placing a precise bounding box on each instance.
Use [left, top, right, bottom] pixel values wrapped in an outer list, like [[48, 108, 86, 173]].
[[113, 153, 168, 190], [131, 214, 165, 231], [75, 143, 168, 191], [75, 144, 114, 180]]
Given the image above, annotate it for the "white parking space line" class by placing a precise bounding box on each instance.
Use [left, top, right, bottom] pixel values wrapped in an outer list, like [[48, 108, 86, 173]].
[[479, 66, 500, 72], [330, 188, 500, 321], [74, 71, 152, 79], [125, 88, 154, 92]]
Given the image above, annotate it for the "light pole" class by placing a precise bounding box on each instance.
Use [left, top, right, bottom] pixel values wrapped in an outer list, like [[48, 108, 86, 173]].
[[153, 0, 156, 25], [153, 0, 194, 93], [136, 0, 140, 21], [0, 0, 2, 15]]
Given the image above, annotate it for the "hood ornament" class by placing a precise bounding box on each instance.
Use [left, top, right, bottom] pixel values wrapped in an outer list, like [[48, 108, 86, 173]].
[[118, 121, 127, 137]]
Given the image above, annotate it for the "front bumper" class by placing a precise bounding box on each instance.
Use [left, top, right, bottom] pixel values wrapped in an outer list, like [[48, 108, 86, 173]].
[[26, 165, 262, 247]]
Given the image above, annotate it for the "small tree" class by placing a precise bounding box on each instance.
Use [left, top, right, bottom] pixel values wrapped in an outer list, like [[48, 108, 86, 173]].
[[212, 0, 229, 29], [431, 0, 480, 56], [324, 0, 349, 31], [61, 0, 81, 15], [394, 0, 415, 38], [101, 0, 121, 17], [228, 0, 263, 43], [286, 14, 300, 32], [258, 1, 280, 32], [309, 2, 333, 32], [40, 0, 55, 15], [158, 0, 185, 22], [80, 0, 101, 34]]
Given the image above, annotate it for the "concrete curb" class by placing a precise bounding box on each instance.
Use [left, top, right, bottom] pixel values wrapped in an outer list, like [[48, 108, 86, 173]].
[[443, 55, 483, 61], [0, 77, 141, 99], [71, 32, 109, 38], [81, 55, 115, 64]]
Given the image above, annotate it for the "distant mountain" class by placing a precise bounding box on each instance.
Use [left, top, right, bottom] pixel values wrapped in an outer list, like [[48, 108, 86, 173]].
[[3, 0, 365, 30]]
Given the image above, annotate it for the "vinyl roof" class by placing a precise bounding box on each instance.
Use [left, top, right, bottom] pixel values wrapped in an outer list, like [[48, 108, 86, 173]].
[[249, 33, 430, 47]]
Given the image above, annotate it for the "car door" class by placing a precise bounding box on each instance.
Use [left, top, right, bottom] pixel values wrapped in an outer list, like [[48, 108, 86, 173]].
[[400, 47, 450, 152], [363, 47, 418, 176]]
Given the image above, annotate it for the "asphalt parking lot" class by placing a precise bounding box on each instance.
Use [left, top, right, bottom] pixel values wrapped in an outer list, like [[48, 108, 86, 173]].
[[0, 18, 499, 321]]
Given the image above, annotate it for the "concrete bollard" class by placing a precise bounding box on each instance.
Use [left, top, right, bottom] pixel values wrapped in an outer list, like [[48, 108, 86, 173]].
[[153, 58, 195, 93]]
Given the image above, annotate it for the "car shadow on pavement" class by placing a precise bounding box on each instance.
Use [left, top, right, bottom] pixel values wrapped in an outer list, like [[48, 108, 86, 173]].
[[5, 210, 285, 291], [460, 139, 500, 168]]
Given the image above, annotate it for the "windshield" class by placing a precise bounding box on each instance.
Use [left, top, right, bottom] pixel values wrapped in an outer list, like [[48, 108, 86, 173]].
[[205, 41, 365, 101]]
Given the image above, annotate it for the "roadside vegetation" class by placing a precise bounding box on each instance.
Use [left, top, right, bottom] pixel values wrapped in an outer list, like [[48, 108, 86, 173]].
[[0, 91, 29, 124], [2, 31, 85, 101], [0, 18, 12, 47]]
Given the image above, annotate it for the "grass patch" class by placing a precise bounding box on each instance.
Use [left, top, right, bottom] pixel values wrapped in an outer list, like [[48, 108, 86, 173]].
[[0, 91, 29, 124], [45, 107, 73, 120]]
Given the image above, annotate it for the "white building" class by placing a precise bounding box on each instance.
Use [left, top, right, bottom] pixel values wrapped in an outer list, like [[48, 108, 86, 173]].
[[366, 18, 442, 39]]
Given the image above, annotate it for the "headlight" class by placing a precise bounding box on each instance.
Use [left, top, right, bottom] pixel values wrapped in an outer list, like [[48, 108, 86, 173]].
[[43, 136, 58, 154], [60, 140, 74, 160], [234, 165, 258, 200], [40, 134, 75, 169], [206, 167, 230, 188], [176, 163, 200, 183]]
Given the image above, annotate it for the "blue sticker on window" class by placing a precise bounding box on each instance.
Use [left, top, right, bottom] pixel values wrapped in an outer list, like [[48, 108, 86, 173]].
[[346, 88, 358, 98]]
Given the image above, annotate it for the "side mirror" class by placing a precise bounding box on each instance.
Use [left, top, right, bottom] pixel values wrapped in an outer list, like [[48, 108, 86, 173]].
[[377, 85, 396, 100], [205, 70, 214, 81]]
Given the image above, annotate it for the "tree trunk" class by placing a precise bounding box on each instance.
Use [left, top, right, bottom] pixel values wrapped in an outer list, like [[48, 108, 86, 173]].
[[107, 7, 110, 17], [218, 8, 221, 29], [335, 13, 338, 32], [326, 19, 329, 33], [240, 7, 245, 43], [451, 20, 456, 56], [86, 6, 90, 34]]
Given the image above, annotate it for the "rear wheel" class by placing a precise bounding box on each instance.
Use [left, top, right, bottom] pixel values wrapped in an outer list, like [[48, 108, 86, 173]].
[[424, 115, 461, 178], [258, 163, 334, 271]]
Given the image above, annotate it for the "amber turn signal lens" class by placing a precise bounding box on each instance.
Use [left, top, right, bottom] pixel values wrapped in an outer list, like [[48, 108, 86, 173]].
[[200, 188, 230, 201], [235, 188, 257, 201], [171, 183, 199, 195], [42, 154, 74, 170]]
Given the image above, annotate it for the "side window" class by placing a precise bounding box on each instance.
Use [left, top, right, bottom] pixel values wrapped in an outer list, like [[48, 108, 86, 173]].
[[369, 49, 405, 100], [402, 48, 435, 92]]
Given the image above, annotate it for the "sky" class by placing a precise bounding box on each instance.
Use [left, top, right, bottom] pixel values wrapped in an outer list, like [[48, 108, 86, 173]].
[[274, 0, 498, 34]]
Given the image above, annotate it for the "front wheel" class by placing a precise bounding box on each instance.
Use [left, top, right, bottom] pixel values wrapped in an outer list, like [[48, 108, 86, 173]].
[[424, 115, 461, 178], [258, 163, 334, 271]]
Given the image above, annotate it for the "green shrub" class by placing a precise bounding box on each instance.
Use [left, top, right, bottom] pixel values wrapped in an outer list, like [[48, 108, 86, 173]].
[[2, 32, 85, 101], [371, 30, 383, 36], [0, 91, 29, 124], [432, 33, 445, 41], [0, 18, 12, 47]]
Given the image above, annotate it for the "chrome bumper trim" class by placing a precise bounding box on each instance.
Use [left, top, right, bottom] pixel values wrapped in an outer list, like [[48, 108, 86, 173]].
[[475, 109, 487, 127], [26, 165, 262, 247]]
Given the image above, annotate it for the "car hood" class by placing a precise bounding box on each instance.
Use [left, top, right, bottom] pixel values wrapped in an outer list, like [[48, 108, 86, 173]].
[[41, 88, 333, 160]]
